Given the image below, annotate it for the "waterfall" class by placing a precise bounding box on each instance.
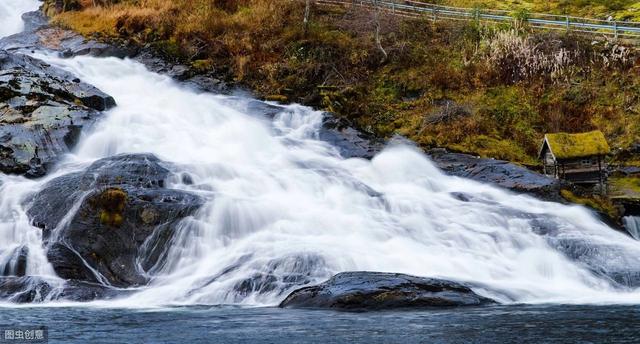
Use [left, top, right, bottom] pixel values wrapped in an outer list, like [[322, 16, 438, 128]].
[[2, 2, 640, 307], [623, 217, 640, 241], [6, 53, 632, 306], [0, 0, 41, 38]]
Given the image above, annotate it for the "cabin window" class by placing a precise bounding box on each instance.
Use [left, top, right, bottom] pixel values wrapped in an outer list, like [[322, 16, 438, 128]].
[[545, 152, 554, 165]]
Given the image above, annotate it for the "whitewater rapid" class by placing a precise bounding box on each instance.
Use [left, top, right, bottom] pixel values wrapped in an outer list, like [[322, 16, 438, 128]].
[[0, 0, 40, 38], [2, 2, 640, 307]]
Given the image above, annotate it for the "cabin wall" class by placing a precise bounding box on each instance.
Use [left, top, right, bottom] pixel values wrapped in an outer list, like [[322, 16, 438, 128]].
[[556, 156, 607, 185]]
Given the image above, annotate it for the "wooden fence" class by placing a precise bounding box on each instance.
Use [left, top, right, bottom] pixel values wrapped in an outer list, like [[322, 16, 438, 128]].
[[316, 0, 640, 40]]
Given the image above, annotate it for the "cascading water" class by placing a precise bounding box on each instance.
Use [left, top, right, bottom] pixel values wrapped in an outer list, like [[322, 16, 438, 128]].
[[2, 4, 640, 308], [0, 0, 65, 301], [0, 0, 40, 38], [623, 217, 640, 241]]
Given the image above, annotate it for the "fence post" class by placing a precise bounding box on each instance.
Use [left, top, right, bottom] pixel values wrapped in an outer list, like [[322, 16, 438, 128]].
[[614, 21, 619, 40], [565, 15, 570, 32]]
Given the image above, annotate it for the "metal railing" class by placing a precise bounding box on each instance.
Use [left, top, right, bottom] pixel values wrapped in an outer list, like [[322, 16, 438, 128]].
[[317, 0, 640, 40]]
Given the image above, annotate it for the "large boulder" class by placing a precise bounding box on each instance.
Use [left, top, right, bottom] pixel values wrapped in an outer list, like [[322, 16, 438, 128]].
[[26, 154, 204, 289], [279, 271, 494, 311], [0, 50, 116, 177]]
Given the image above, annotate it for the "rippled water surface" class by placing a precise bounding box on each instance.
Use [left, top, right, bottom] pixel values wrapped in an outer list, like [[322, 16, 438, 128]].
[[1, 305, 639, 343]]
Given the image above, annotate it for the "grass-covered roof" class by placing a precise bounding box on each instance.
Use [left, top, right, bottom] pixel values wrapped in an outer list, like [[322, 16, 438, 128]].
[[543, 131, 610, 160]]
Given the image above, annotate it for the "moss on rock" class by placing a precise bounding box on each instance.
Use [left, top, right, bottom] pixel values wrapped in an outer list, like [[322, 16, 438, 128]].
[[94, 188, 127, 227]]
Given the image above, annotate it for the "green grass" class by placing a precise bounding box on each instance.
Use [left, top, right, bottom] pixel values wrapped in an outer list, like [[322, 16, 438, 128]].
[[609, 177, 640, 199]]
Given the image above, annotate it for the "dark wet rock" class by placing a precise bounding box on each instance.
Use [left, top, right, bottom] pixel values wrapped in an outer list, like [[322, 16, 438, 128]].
[[0, 15, 136, 58], [52, 280, 126, 302], [0, 276, 53, 303], [234, 98, 286, 119], [508, 215, 640, 288], [26, 154, 204, 288], [133, 48, 230, 94], [280, 271, 494, 311], [131, 49, 189, 79], [183, 74, 229, 94], [0, 50, 115, 177], [547, 235, 640, 288], [0, 246, 29, 277], [320, 117, 385, 159], [58, 35, 137, 59], [185, 253, 329, 302], [0, 276, 125, 303], [22, 11, 49, 34], [231, 254, 329, 300], [234, 273, 280, 296], [428, 149, 566, 202]]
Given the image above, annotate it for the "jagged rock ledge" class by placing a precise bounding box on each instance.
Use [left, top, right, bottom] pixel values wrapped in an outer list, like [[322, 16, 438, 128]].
[[280, 271, 495, 311], [0, 49, 115, 177]]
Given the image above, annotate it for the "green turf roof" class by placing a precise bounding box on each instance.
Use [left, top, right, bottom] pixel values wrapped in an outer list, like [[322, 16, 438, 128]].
[[542, 131, 610, 160]]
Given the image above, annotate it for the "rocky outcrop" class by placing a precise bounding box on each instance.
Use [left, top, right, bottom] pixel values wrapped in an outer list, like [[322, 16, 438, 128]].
[[320, 117, 385, 159], [428, 149, 566, 202], [0, 50, 115, 177], [279, 271, 494, 311], [26, 154, 204, 289]]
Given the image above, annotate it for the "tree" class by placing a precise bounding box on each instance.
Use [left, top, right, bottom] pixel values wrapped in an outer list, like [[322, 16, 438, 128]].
[[304, 0, 315, 33], [370, 0, 388, 62]]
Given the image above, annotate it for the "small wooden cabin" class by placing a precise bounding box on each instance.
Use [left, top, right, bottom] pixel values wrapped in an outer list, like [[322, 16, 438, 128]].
[[539, 131, 610, 185]]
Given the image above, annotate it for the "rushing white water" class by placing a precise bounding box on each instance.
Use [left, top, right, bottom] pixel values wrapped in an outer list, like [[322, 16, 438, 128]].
[[623, 217, 640, 241], [0, 0, 40, 38], [0, 53, 633, 307], [3, 5, 640, 307]]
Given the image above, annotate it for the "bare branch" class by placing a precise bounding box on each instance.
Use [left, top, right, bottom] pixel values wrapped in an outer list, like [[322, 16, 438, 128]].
[[369, 0, 388, 62]]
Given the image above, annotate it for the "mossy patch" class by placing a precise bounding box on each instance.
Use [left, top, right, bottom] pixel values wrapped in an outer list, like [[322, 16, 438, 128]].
[[561, 189, 619, 219], [191, 59, 214, 73], [265, 95, 288, 102], [93, 188, 127, 227]]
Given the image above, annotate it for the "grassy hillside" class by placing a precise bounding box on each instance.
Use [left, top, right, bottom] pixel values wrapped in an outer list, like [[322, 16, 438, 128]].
[[47, 0, 640, 167], [437, 0, 640, 21]]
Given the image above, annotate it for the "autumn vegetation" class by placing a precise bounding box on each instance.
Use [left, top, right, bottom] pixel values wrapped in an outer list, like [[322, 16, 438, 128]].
[[46, 0, 640, 169], [439, 0, 640, 21]]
